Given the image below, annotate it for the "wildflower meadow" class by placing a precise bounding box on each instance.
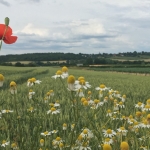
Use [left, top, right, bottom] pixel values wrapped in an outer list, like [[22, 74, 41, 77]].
[[0, 66, 150, 150]]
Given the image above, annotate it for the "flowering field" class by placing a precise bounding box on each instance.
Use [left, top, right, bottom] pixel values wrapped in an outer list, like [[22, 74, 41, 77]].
[[0, 66, 150, 150]]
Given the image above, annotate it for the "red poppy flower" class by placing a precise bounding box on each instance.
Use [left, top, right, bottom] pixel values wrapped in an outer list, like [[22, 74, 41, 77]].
[[0, 24, 17, 44]]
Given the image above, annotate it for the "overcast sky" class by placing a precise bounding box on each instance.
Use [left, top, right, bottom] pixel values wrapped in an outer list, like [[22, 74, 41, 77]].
[[1, 0, 150, 55]]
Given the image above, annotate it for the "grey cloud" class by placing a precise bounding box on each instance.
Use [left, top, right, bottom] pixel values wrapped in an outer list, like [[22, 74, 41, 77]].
[[0, 0, 10, 6]]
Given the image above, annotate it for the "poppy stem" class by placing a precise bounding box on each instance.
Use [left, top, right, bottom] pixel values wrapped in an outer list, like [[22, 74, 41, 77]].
[[0, 25, 8, 50]]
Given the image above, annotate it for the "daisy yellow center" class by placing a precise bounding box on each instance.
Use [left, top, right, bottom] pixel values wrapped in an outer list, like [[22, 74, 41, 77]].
[[107, 109, 111, 113], [145, 105, 150, 108], [136, 111, 142, 117], [122, 116, 126, 119], [50, 107, 56, 111], [29, 107, 33, 111], [104, 97, 108, 100], [6, 110, 10, 113], [50, 90, 53, 93], [119, 102, 123, 105], [78, 135, 83, 141], [106, 129, 112, 134], [122, 95, 126, 98], [147, 99, 150, 104], [130, 119, 135, 123], [56, 137, 61, 141], [44, 131, 49, 135], [10, 81, 16, 87], [0, 74, 4, 81], [116, 91, 119, 94], [120, 142, 129, 150], [2, 140, 6, 144], [83, 101, 88, 106], [78, 76, 85, 81], [49, 103, 54, 107], [103, 144, 112, 150], [79, 80, 85, 85], [11, 143, 17, 148], [81, 97, 86, 102], [83, 129, 88, 134], [134, 122, 139, 125], [56, 70, 62, 75], [147, 114, 150, 119], [113, 115, 116, 118], [47, 92, 50, 96], [137, 102, 142, 106], [105, 138, 110, 142], [120, 127, 125, 130], [143, 120, 148, 125], [100, 84, 105, 88], [28, 79, 32, 82], [67, 75, 75, 84], [94, 99, 99, 104], [29, 89, 33, 92], [114, 99, 117, 103], [31, 78, 36, 82], [63, 123, 67, 127], [62, 66, 68, 72], [129, 115, 133, 119], [82, 142, 88, 147], [88, 91, 91, 95], [40, 139, 44, 143], [59, 143, 64, 148], [53, 130, 57, 133]]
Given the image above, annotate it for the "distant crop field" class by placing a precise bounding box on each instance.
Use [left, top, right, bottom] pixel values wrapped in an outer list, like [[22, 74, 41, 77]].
[[0, 66, 150, 149], [111, 58, 150, 62], [6, 60, 67, 64]]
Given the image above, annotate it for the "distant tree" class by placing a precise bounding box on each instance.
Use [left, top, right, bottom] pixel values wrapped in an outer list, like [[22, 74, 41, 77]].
[[15, 62, 24, 67], [86, 58, 93, 65]]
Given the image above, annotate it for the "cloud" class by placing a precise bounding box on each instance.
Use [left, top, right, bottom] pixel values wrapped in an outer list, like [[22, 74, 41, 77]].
[[0, 0, 10, 6], [1, 0, 150, 55], [15, 23, 49, 36]]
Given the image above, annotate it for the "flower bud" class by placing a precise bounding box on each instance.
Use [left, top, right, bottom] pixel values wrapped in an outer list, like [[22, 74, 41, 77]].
[[5, 17, 9, 26]]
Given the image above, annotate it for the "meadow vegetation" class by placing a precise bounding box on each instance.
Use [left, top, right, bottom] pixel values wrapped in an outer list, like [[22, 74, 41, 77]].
[[0, 66, 150, 150]]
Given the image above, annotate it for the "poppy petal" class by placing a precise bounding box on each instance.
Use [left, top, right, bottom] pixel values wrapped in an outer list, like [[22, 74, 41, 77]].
[[3, 36, 17, 44], [0, 24, 13, 37]]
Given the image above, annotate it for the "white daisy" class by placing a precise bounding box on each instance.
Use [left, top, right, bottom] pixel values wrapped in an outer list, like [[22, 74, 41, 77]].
[[52, 137, 63, 146], [118, 101, 125, 109], [103, 129, 116, 138], [27, 78, 41, 87], [75, 80, 91, 90], [41, 131, 51, 136], [47, 107, 60, 114], [51, 130, 58, 134], [78, 142, 91, 150], [106, 110, 112, 117], [117, 127, 128, 136], [80, 128, 94, 139], [2, 110, 13, 113], [135, 102, 145, 109], [95, 84, 110, 91], [103, 138, 113, 145], [76, 89, 84, 97], [52, 70, 67, 79], [142, 105, 150, 111], [1, 140, 9, 147]]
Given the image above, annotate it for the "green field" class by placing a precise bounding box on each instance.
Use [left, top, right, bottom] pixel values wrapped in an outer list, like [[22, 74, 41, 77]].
[[0, 66, 150, 150], [89, 67, 150, 74]]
